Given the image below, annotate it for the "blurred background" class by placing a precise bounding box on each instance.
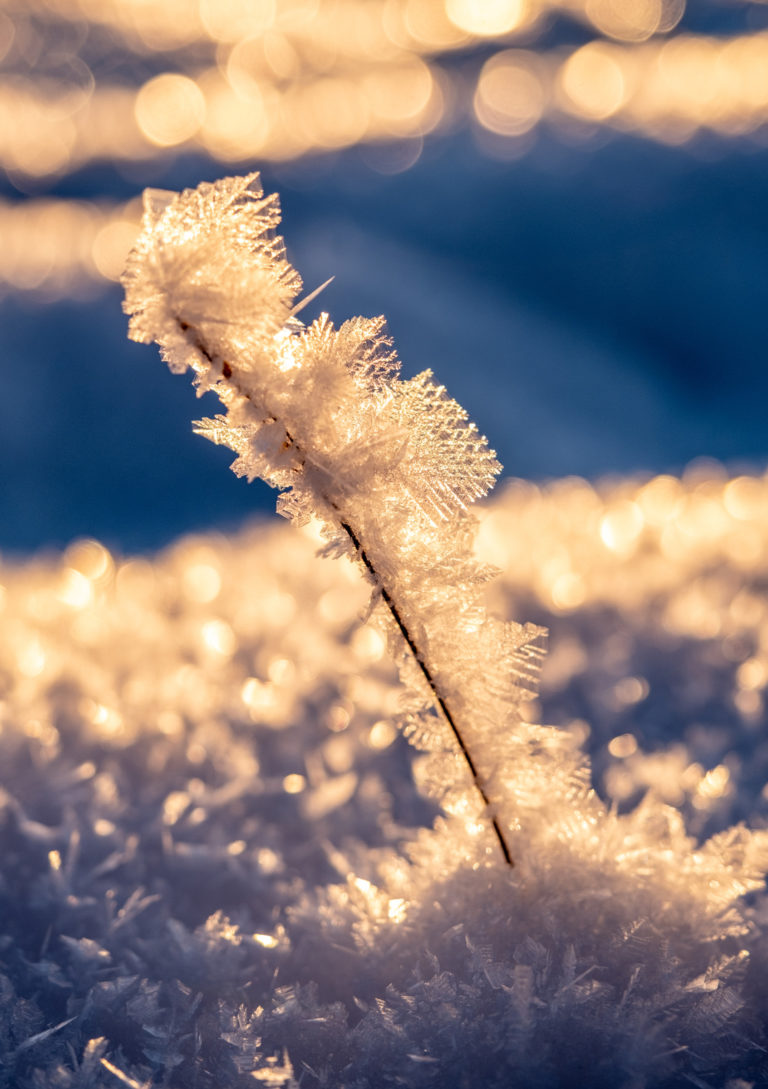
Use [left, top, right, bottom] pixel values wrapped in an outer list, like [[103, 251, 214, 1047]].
[[1, 0, 767, 554]]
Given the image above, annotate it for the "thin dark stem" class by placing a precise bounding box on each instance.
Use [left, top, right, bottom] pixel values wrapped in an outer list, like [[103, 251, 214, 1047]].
[[338, 521, 513, 867], [177, 316, 513, 867]]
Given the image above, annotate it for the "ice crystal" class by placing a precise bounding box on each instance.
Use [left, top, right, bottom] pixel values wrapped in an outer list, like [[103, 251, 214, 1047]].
[[123, 172, 545, 864]]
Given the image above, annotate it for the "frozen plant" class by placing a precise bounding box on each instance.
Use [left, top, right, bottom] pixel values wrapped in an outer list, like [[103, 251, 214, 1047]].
[[122, 172, 545, 866], [118, 177, 768, 1085]]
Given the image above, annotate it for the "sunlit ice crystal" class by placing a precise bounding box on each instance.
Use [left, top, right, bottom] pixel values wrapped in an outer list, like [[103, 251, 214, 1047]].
[[122, 172, 546, 868]]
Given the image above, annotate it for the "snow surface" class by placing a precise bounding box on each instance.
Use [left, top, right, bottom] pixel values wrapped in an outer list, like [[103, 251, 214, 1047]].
[[1, 469, 768, 1088]]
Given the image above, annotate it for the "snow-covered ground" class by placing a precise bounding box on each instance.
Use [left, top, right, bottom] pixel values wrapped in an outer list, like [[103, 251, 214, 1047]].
[[1, 469, 767, 1087]]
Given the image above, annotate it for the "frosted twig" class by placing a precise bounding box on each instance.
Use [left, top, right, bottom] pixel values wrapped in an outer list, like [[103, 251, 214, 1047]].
[[177, 313, 513, 864], [336, 518, 513, 865], [122, 173, 545, 868]]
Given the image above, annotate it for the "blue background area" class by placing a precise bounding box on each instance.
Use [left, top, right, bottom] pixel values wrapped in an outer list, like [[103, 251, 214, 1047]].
[[2, 128, 767, 554]]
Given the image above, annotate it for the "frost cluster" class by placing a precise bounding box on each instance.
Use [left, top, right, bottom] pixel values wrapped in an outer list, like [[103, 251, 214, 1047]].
[[123, 172, 546, 863]]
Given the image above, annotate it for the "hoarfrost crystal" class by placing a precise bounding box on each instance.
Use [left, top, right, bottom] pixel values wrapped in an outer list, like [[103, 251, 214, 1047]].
[[123, 172, 545, 863]]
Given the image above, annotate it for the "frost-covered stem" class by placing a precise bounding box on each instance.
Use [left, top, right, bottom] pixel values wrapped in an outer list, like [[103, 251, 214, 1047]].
[[338, 519, 514, 866], [122, 175, 543, 871], [179, 315, 513, 867]]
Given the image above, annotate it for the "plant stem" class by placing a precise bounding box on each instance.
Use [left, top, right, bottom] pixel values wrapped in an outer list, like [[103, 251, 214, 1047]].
[[338, 520, 514, 867], [178, 317, 513, 867]]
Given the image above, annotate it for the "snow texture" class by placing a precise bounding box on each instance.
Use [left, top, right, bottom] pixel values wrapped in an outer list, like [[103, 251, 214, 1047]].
[[1, 472, 768, 1086]]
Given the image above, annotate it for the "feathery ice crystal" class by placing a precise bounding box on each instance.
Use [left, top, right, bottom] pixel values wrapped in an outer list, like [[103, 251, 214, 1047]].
[[122, 172, 545, 865]]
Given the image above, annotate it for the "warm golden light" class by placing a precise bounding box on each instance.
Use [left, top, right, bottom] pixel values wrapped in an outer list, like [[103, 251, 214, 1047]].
[[58, 568, 94, 609], [723, 476, 765, 521], [92, 220, 140, 282], [242, 677, 273, 708], [474, 51, 545, 136], [134, 73, 206, 147], [608, 733, 638, 758], [201, 619, 236, 657], [300, 76, 370, 148], [369, 719, 397, 748], [446, 0, 528, 36], [199, 70, 271, 160], [253, 932, 279, 948], [17, 639, 46, 677], [363, 60, 436, 129], [695, 764, 731, 803], [559, 41, 627, 120], [395, 0, 467, 47], [183, 561, 222, 604], [636, 474, 683, 524], [584, 0, 678, 43], [737, 657, 767, 691], [198, 0, 276, 42], [599, 500, 643, 553], [64, 539, 113, 582], [550, 571, 586, 612], [4, 0, 768, 289], [613, 676, 648, 705], [351, 626, 386, 663], [387, 897, 407, 922]]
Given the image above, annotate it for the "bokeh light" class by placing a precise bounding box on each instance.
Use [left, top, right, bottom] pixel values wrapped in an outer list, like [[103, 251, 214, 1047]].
[[1, 0, 767, 295]]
